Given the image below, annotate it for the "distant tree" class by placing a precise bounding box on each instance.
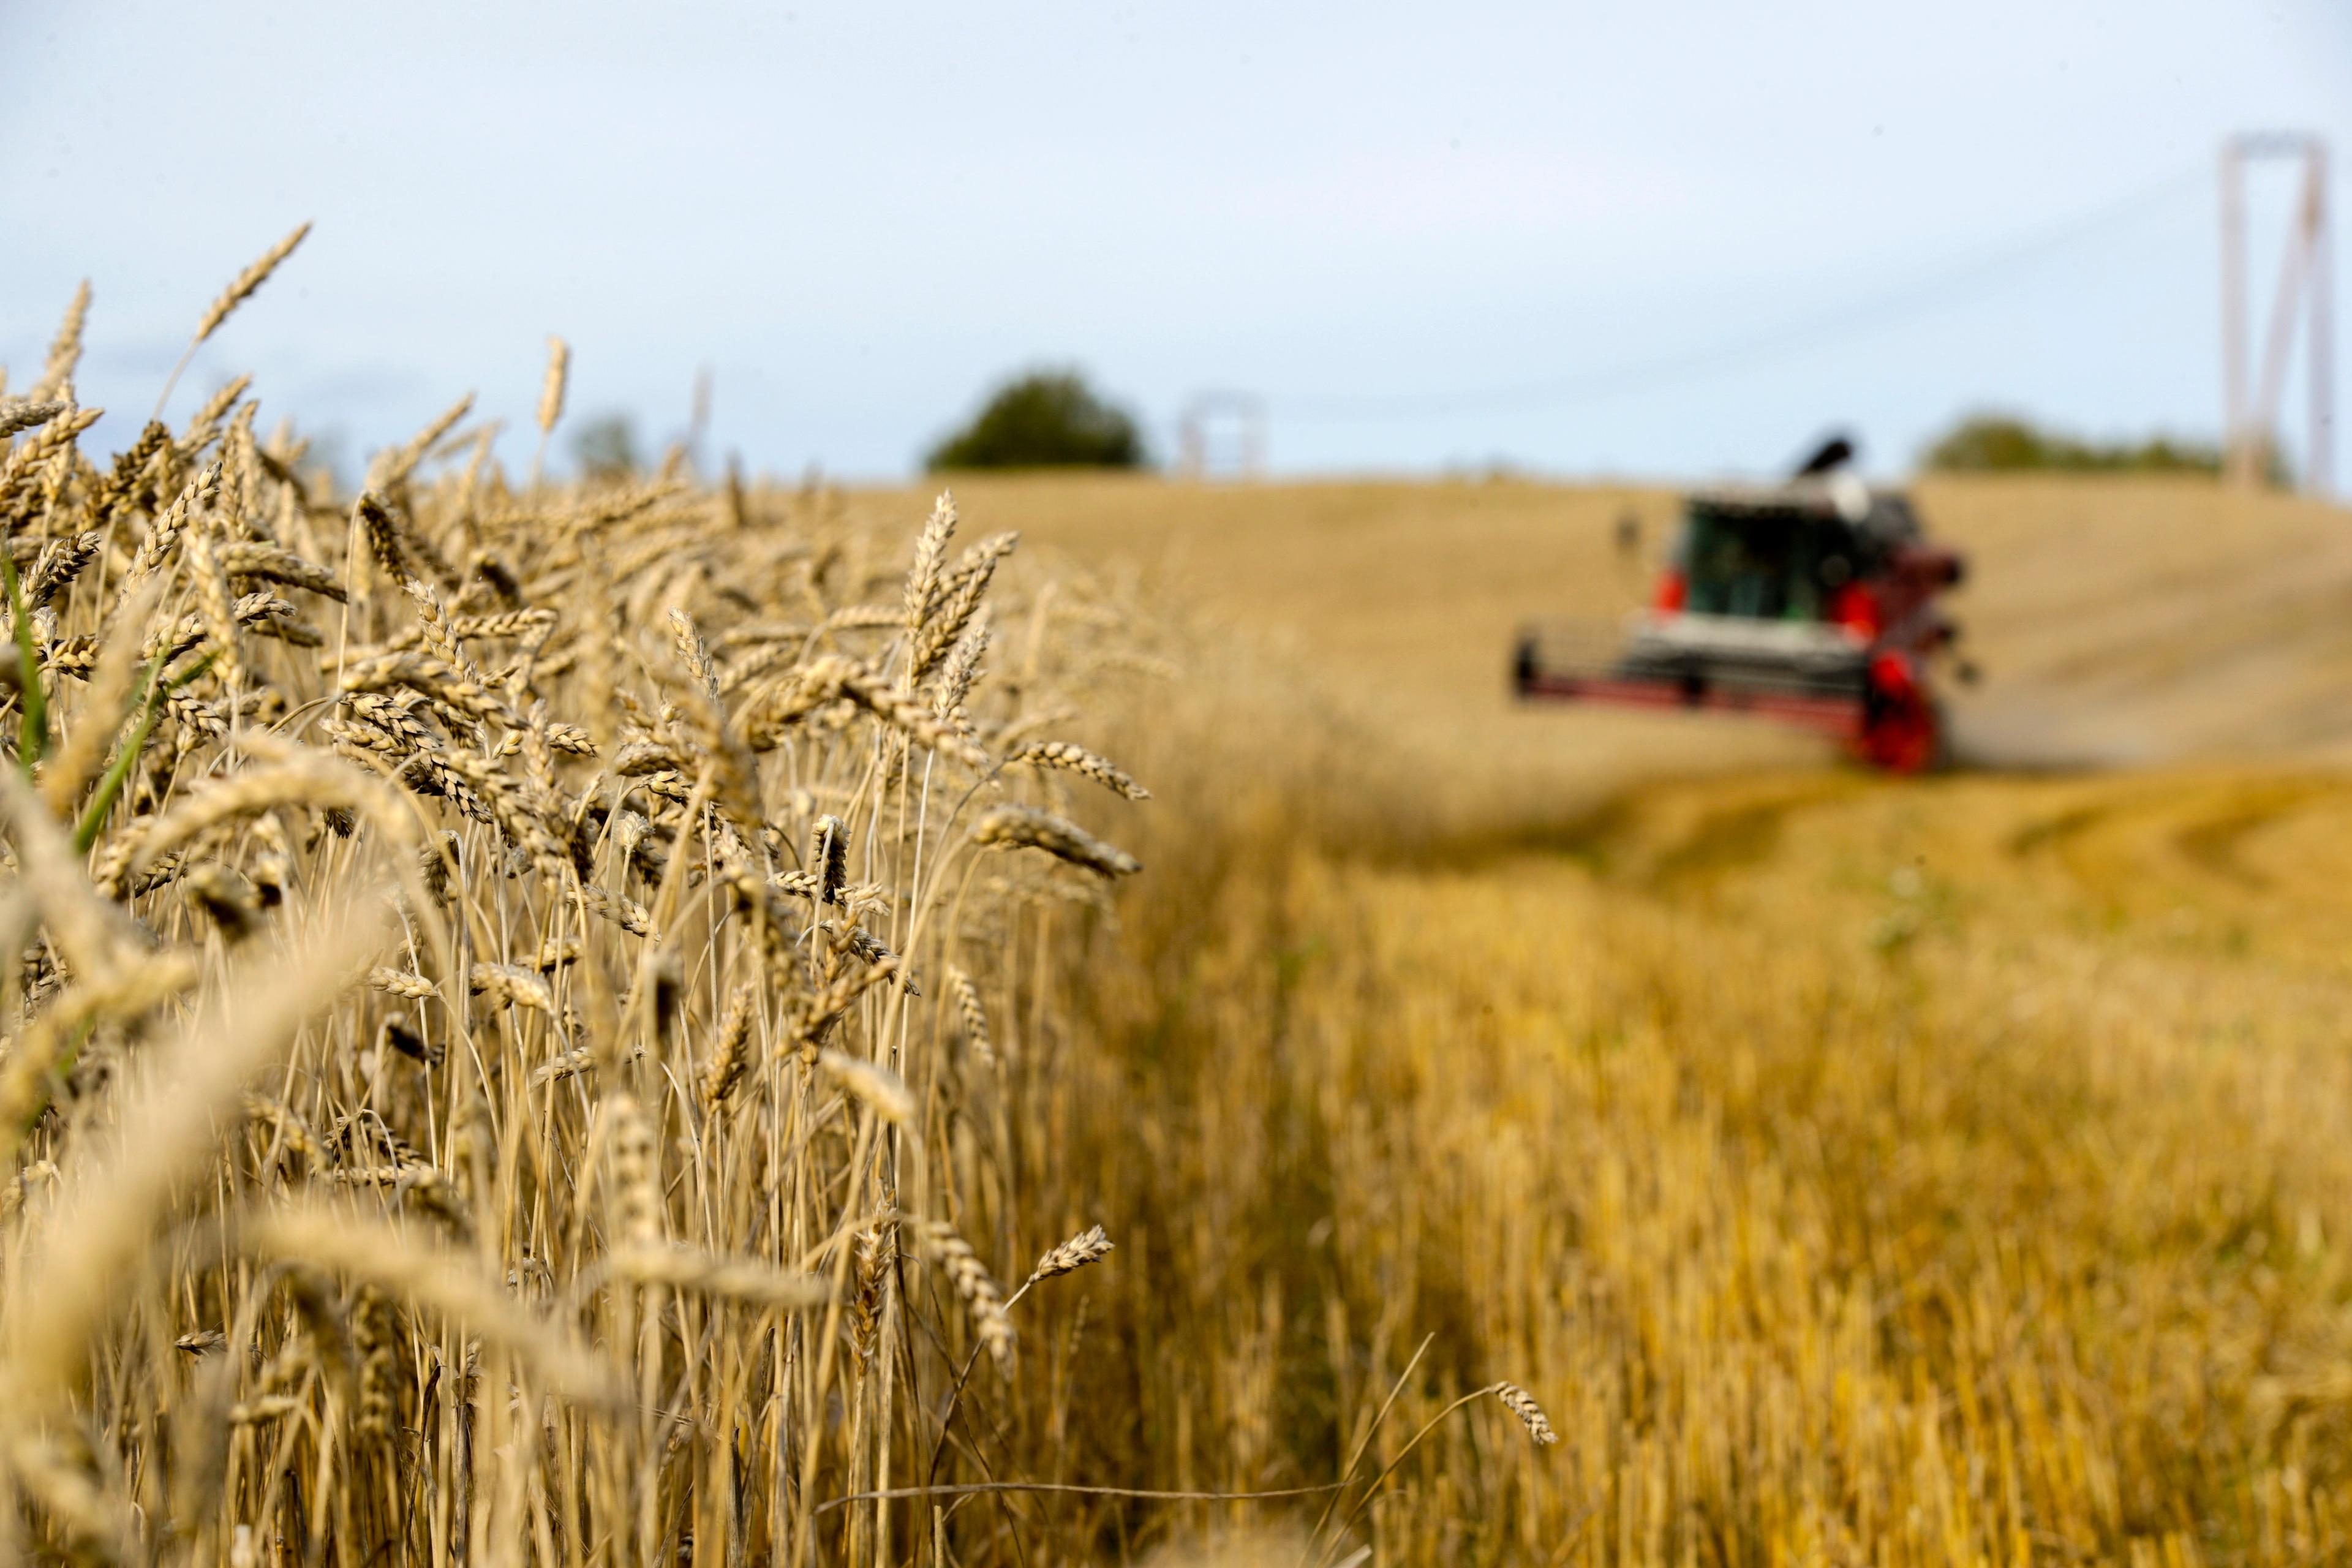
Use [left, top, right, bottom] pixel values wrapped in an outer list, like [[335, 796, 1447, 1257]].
[[573, 412, 642, 481], [302, 428, 353, 496], [1923, 412, 2228, 477], [925, 369, 1147, 471]]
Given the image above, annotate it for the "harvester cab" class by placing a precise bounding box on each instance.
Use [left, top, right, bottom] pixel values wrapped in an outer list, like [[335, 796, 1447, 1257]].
[[1512, 438, 1966, 771]]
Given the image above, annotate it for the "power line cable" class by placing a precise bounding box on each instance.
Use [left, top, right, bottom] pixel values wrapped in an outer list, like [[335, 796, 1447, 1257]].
[[1270, 165, 2211, 421]]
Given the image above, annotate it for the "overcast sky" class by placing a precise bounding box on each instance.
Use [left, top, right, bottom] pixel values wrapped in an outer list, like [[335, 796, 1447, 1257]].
[[3, 2, 2346, 484]]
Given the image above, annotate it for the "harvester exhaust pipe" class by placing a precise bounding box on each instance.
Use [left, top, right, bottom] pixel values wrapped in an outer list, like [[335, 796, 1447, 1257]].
[[1791, 433, 1856, 478]]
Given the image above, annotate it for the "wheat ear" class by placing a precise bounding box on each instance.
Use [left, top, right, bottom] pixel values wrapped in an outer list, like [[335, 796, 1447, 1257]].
[[1006, 740, 1151, 800], [1493, 1382, 1558, 1446], [971, 804, 1142, 876], [153, 222, 311, 418], [28, 279, 91, 403], [531, 335, 569, 486], [242, 1205, 619, 1406], [918, 1220, 1014, 1371], [0, 399, 69, 441], [1025, 1224, 1114, 1286]]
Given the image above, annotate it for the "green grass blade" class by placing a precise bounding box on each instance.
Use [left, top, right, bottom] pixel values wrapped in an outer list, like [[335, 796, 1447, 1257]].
[[71, 650, 213, 854], [3, 552, 48, 776]]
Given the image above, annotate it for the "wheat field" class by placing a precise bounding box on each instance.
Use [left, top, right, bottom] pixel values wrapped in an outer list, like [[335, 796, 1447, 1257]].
[[862, 471, 2352, 1566], [6, 236, 2352, 1568]]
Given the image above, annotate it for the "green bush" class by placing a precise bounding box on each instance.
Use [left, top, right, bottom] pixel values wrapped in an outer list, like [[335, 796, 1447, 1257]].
[[1923, 412, 2224, 476], [926, 369, 1147, 471], [571, 412, 643, 480]]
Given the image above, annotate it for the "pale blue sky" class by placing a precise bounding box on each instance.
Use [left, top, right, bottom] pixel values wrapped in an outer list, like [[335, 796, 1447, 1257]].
[[3, 2, 2346, 484]]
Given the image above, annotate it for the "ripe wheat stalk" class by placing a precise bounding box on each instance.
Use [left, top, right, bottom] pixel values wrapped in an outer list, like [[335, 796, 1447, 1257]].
[[0, 244, 1230, 1568]]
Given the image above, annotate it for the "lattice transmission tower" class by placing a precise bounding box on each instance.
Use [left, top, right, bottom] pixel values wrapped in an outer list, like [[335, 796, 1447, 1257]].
[[2220, 134, 2332, 494], [1176, 392, 1268, 480]]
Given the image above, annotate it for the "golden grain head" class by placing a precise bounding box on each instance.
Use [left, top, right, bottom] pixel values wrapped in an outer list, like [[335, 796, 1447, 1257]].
[[30, 279, 92, 402], [971, 802, 1141, 876], [1026, 1223, 1114, 1284], [1493, 1382, 1557, 1447], [193, 221, 312, 345], [537, 335, 570, 435]]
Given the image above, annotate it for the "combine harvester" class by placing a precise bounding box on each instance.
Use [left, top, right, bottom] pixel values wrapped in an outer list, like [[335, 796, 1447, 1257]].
[[1513, 439, 1968, 772]]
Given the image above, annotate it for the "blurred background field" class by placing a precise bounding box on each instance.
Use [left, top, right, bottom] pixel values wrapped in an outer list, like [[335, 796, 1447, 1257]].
[[868, 470, 2352, 779], [828, 469, 2352, 1564]]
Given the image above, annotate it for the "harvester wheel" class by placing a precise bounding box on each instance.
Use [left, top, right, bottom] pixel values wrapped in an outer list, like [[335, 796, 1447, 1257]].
[[1863, 672, 1938, 775], [1861, 695, 1939, 772], [1861, 654, 1940, 774]]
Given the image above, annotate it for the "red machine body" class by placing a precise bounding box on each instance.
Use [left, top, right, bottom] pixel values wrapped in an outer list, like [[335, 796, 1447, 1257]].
[[1512, 466, 1965, 772]]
